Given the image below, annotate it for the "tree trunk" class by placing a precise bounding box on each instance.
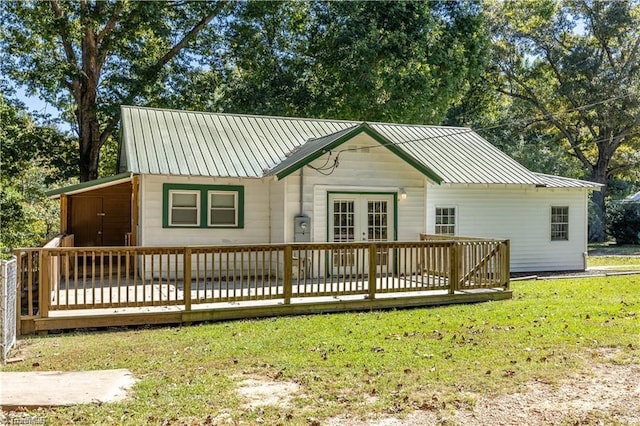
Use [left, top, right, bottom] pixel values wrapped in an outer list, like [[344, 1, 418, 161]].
[[78, 113, 101, 182], [78, 14, 102, 182], [588, 155, 609, 243]]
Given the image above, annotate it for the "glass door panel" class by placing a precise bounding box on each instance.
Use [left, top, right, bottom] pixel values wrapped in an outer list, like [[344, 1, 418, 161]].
[[368, 200, 389, 265], [332, 200, 355, 268], [328, 194, 394, 274]]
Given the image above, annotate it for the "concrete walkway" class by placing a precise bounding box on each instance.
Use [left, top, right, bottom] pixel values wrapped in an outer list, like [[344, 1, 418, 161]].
[[0, 369, 136, 410]]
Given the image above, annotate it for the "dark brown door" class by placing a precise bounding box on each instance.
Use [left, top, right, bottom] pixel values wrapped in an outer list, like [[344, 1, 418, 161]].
[[102, 197, 131, 246], [71, 197, 103, 247]]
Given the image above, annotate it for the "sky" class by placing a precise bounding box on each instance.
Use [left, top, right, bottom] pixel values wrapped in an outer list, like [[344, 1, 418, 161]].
[[16, 87, 72, 133]]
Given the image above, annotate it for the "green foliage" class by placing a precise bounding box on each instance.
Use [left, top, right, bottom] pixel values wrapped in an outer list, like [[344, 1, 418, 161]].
[[0, 94, 77, 185], [588, 256, 640, 268], [607, 202, 640, 244], [1, 0, 226, 180], [0, 169, 60, 256], [0, 95, 70, 254], [172, 0, 489, 124]]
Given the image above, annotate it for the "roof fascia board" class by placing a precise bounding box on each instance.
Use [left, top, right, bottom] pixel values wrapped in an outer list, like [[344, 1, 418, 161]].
[[275, 123, 443, 184], [117, 106, 127, 173], [274, 125, 365, 180], [46, 172, 133, 199]]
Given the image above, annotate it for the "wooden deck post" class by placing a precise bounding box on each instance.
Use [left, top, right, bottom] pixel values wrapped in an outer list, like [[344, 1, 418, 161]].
[[130, 176, 139, 246], [38, 250, 50, 325], [503, 240, 510, 289], [60, 195, 68, 234], [368, 244, 377, 299], [183, 247, 192, 312], [448, 243, 459, 295], [283, 246, 292, 304]]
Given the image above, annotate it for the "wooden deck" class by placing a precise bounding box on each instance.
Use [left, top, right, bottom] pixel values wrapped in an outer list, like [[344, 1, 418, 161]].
[[16, 238, 511, 334]]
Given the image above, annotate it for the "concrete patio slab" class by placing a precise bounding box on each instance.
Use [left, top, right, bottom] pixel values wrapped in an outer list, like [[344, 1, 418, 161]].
[[0, 369, 136, 409]]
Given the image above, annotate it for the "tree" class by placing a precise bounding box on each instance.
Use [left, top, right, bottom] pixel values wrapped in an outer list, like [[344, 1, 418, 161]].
[[305, 0, 488, 123], [607, 202, 640, 245], [1, 0, 226, 181], [0, 93, 74, 255], [179, 0, 489, 124], [487, 0, 640, 241]]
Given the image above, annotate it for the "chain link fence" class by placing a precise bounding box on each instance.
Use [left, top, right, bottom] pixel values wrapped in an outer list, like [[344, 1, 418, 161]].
[[1, 257, 17, 362]]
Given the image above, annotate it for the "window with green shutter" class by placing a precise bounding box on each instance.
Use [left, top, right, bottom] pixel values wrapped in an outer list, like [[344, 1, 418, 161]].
[[163, 184, 244, 229]]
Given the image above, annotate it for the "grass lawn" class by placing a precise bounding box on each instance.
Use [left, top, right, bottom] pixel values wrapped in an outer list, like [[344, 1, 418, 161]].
[[3, 275, 640, 425], [588, 256, 640, 269], [588, 243, 640, 257]]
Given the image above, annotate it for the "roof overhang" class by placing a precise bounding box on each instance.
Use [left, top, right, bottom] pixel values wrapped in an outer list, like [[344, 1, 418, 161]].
[[622, 190, 640, 202], [46, 173, 134, 199], [266, 123, 443, 184], [532, 173, 604, 190]]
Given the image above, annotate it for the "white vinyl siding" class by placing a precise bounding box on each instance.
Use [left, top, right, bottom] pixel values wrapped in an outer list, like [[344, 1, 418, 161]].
[[282, 133, 428, 243], [141, 175, 269, 247], [427, 184, 589, 272], [269, 179, 286, 243]]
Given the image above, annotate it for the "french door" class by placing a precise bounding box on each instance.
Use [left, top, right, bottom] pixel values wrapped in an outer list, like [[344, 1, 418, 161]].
[[328, 193, 395, 273]]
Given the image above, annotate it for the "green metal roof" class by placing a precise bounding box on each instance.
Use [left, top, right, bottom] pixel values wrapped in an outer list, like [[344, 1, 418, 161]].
[[118, 106, 595, 188], [532, 173, 602, 189], [46, 173, 132, 198]]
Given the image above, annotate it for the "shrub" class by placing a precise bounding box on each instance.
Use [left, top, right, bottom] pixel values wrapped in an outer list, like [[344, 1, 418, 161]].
[[607, 202, 640, 244]]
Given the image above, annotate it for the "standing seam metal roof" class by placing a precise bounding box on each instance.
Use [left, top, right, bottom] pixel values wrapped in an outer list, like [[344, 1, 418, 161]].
[[119, 106, 597, 188]]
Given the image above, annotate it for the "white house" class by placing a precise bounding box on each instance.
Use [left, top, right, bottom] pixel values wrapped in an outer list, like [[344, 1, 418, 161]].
[[49, 105, 601, 273]]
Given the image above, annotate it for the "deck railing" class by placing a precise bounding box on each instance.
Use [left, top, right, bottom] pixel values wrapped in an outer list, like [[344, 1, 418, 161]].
[[15, 238, 509, 332], [420, 234, 510, 290]]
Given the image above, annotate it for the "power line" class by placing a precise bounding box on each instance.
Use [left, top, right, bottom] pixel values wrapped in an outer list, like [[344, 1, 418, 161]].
[[344, 90, 637, 153], [309, 91, 638, 175]]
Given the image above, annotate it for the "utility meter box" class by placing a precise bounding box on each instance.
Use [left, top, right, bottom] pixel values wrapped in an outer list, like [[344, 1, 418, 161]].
[[294, 215, 311, 242]]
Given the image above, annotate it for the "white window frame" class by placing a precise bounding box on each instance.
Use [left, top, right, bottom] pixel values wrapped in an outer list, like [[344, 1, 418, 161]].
[[435, 206, 457, 236], [551, 206, 569, 241], [207, 190, 239, 227], [168, 190, 200, 227]]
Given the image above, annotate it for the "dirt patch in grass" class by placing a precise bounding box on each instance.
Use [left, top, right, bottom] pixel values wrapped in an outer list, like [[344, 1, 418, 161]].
[[450, 362, 640, 425], [327, 353, 640, 425], [235, 375, 300, 409]]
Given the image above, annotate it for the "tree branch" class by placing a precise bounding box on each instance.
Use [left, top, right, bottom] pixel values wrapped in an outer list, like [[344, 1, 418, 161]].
[[99, 1, 226, 145], [496, 73, 594, 172], [542, 48, 599, 140], [96, 2, 122, 44], [622, 35, 640, 75], [99, 112, 120, 146], [151, 3, 223, 74], [580, 1, 616, 69], [50, 0, 78, 66], [50, 0, 81, 103]]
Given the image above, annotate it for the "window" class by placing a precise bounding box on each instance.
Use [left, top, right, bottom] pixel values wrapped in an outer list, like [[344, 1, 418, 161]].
[[169, 190, 200, 226], [163, 184, 244, 228], [435, 207, 456, 235], [208, 191, 238, 226], [551, 206, 569, 241]]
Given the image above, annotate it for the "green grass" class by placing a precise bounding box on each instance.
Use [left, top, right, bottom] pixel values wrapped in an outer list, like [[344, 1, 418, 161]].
[[4, 275, 640, 425], [588, 256, 640, 268], [588, 243, 640, 256]]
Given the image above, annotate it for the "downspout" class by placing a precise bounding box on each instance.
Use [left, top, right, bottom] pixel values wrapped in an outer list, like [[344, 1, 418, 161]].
[[299, 167, 304, 215], [583, 190, 589, 271]]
